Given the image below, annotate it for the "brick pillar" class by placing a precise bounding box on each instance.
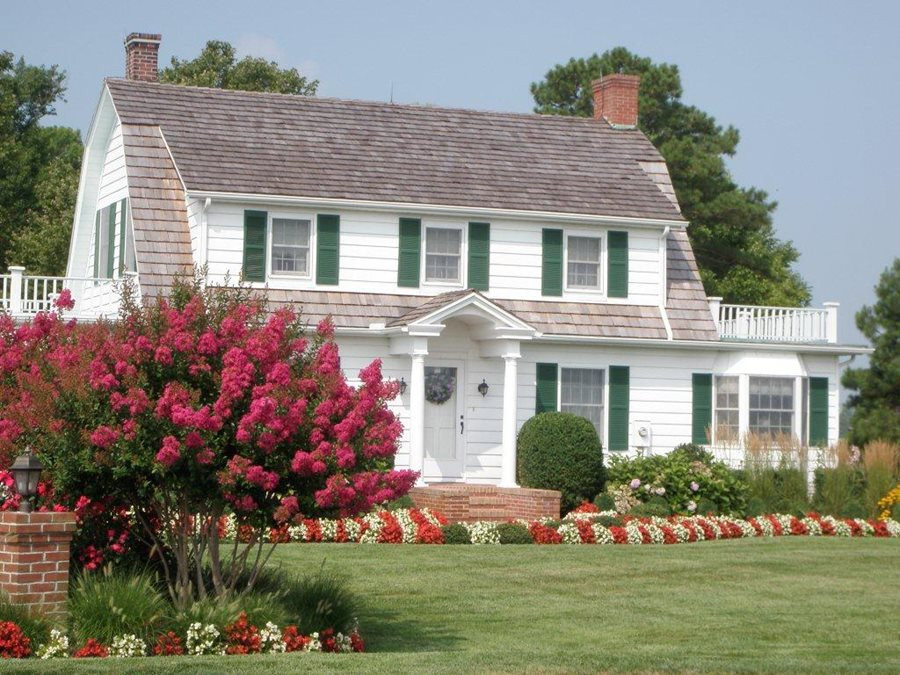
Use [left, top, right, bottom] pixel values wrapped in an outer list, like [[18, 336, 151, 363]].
[[0, 512, 76, 618]]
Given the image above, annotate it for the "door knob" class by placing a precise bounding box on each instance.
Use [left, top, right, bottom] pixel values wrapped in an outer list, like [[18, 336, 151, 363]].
[[460, 415, 464, 434]]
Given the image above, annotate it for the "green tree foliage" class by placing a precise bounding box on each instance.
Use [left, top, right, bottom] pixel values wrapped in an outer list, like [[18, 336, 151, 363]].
[[0, 52, 81, 273], [842, 259, 900, 445], [160, 40, 318, 95], [531, 48, 810, 306]]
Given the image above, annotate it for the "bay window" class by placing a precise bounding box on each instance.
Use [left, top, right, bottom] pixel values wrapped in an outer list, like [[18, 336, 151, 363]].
[[749, 376, 794, 437]]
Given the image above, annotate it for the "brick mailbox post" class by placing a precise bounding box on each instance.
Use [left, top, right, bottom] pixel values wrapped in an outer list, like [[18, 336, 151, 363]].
[[0, 511, 76, 618]]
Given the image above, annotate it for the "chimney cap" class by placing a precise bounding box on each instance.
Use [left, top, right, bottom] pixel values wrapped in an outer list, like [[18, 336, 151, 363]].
[[125, 32, 162, 46]]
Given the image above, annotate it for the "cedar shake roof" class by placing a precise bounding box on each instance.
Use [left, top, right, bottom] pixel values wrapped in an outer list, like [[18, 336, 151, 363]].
[[265, 288, 670, 340], [120, 124, 193, 297], [105, 78, 684, 221], [666, 229, 719, 340]]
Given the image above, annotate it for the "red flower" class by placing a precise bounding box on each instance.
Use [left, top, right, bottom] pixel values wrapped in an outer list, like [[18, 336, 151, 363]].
[[571, 500, 600, 514], [609, 526, 628, 544], [575, 519, 596, 544], [528, 522, 561, 544], [376, 511, 404, 543], [225, 612, 261, 654], [282, 625, 312, 652], [73, 638, 108, 658], [153, 632, 184, 656], [349, 631, 365, 652], [0, 621, 31, 659]]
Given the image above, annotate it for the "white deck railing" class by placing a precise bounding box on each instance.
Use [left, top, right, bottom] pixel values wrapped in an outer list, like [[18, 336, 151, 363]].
[[709, 297, 838, 344], [0, 267, 125, 321]]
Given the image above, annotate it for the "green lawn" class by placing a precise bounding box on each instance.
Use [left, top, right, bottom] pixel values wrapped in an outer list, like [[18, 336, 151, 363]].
[[9, 538, 900, 673]]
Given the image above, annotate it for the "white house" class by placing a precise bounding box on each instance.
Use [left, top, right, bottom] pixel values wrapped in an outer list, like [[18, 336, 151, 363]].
[[43, 34, 869, 502]]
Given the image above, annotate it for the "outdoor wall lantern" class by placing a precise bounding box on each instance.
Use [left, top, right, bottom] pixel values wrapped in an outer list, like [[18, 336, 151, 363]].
[[10, 447, 43, 513], [477, 379, 489, 397], [398, 377, 407, 396]]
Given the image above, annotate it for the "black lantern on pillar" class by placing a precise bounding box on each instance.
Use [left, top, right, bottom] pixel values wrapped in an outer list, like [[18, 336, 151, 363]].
[[10, 447, 43, 513], [477, 379, 489, 397], [398, 377, 408, 396]]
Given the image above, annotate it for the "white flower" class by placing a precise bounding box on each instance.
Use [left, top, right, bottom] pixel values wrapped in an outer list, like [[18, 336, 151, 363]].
[[186, 623, 225, 656], [557, 522, 581, 544], [36, 629, 69, 659], [463, 521, 501, 545], [687, 500, 697, 512], [654, 487, 666, 496], [259, 622, 286, 653], [109, 634, 147, 658]]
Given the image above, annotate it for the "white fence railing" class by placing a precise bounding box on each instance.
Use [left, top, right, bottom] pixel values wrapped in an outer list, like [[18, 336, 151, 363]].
[[0, 267, 126, 321], [709, 298, 838, 344]]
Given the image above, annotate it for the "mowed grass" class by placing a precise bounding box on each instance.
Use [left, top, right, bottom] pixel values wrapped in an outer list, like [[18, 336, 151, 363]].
[[8, 538, 900, 673]]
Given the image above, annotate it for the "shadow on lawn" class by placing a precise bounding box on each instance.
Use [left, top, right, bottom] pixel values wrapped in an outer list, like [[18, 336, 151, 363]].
[[361, 605, 463, 654]]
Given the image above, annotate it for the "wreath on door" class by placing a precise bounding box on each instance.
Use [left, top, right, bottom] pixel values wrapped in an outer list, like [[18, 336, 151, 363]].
[[424, 368, 456, 405]]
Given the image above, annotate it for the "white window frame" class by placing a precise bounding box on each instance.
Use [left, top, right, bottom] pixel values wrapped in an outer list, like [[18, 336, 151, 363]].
[[713, 375, 740, 444], [421, 222, 465, 288], [555, 363, 608, 443], [747, 375, 796, 439], [563, 228, 606, 296], [268, 212, 315, 280]]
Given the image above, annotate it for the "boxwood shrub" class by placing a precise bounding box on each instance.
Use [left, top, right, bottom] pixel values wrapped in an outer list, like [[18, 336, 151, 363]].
[[516, 412, 604, 512], [495, 522, 534, 544], [441, 523, 471, 544]]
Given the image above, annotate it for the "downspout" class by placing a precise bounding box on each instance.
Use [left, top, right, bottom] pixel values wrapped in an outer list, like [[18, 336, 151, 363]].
[[658, 225, 673, 340], [200, 197, 212, 281]]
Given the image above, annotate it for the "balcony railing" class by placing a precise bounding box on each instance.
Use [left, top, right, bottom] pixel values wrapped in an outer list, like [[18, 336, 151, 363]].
[[709, 297, 838, 344], [0, 267, 124, 321]]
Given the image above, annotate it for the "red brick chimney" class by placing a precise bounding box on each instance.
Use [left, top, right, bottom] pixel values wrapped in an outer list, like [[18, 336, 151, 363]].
[[591, 74, 640, 128], [124, 33, 161, 82]]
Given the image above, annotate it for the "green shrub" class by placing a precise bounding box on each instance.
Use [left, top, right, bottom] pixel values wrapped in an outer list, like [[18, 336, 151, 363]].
[[68, 566, 169, 644], [441, 523, 471, 544], [384, 495, 415, 511], [814, 465, 864, 517], [629, 501, 670, 518], [516, 412, 604, 512], [892, 503, 900, 521], [606, 448, 748, 515], [595, 515, 624, 527], [593, 492, 616, 512], [0, 593, 54, 647], [495, 523, 534, 544], [841, 499, 868, 519], [863, 441, 899, 517], [275, 569, 359, 635], [744, 497, 767, 517], [695, 498, 718, 515]]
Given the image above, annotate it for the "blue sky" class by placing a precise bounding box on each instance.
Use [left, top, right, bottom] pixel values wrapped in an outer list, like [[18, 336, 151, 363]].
[[4, 0, 899, 349]]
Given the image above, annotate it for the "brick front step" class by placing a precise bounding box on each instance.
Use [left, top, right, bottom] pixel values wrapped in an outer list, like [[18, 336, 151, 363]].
[[410, 483, 561, 523]]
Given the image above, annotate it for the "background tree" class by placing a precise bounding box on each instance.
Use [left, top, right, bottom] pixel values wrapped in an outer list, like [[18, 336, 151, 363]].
[[160, 40, 318, 95], [531, 48, 810, 306], [842, 258, 900, 445], [0, 52, 82, 273]]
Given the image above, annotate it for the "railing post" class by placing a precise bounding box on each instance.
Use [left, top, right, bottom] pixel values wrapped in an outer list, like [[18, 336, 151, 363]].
[[707, 296, 722, 326], [8, 266, 24, 315], [823, 302, 839, 344]]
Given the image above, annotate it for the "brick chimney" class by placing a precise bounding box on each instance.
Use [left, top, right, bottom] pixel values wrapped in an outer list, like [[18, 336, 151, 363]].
[[591, 74, 640, 128], [124, 33, 161, 82]]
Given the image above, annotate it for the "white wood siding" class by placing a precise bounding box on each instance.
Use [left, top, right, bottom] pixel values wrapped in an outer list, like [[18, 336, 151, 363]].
[[203, 201, 663, 305], [187, 198, 203, 264]]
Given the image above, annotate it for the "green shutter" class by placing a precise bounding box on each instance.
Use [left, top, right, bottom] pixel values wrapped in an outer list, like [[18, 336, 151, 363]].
[[692, 373, 713, 445], [541, 228, 563, 296], [468, 221, 490, 291], [535, 363, 558, 414], [93, 210, 101, 278], [398, 218, 421, 287], [608, 230, 628, 298], [608, 365, 630, 451], [316, 214, 340, 285], [809, 377, 829, 446], [242, 210, 267, 282], [117, 198, 127, 274], [106, 203, 117, 278]]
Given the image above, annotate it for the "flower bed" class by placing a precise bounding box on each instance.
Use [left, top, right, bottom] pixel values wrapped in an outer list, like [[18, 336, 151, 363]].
[[5, 615, 364, 660], [224, 507, 900, 546]]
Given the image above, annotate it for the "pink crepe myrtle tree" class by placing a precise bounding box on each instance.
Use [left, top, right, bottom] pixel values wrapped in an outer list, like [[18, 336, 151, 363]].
[[0, 278, 416, 607]]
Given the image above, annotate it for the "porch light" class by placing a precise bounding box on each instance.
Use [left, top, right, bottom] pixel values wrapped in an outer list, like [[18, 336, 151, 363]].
[[10, 447, 43, 513], [398, 377, 407, 396], [477, 379, 489, 397]]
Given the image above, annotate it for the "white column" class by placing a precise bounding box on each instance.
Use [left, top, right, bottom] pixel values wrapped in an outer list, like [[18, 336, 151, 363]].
[[823, 302, 839, 344], [500, 354, 520, 487], [409, 352, 426, 485], [8, 266, 24, 316], [738, 373, 750, 442]]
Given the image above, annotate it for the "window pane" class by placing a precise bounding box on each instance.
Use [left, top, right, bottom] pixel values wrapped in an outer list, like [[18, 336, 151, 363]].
[[748, 377, 794, 437], [425, 228, 461, 281], [561, 368, 604, 440], [567, 236, 601, 288], [270, 219, 310, 275], [714, 375, 740, 442]]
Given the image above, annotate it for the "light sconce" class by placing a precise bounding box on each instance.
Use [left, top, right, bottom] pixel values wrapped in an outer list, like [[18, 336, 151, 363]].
[[477, 379, 489, 397], [398, 377, 407, 396], [10, 447, 43, 513]]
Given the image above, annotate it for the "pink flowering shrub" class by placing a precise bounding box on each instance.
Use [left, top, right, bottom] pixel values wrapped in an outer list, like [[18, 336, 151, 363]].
[[0, 279, 415, 606]]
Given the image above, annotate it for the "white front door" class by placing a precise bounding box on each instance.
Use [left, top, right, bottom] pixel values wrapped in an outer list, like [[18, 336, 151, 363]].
[[423, 361, 465, 481]]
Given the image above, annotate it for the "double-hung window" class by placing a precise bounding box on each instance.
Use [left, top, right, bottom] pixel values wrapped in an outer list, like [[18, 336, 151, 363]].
[[749, 376, 794, 437], [424, 227, 462, 283], [714, 376, 740, 442], [560, 367, 605, 440], [566, 235, 602, 289], [271, 218, 311, 276]]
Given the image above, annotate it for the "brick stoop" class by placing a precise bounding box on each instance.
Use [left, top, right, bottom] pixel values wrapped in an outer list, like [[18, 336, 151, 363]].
[[410, 483, 561, 523]]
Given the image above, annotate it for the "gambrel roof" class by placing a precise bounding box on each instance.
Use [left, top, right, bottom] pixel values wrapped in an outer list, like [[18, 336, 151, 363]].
[[106, 78, 684, 222]]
